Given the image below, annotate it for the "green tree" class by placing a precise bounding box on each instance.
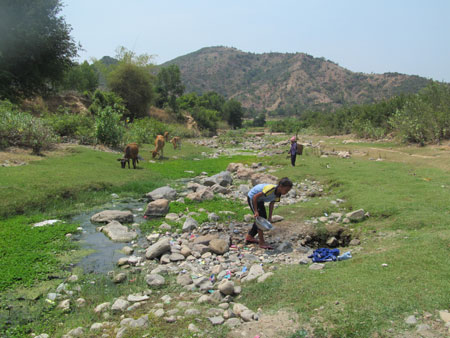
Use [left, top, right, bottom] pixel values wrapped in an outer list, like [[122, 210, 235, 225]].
[[223, 99, 243, 128], [0, 0, 79, 101], [61, 61, 99, 93], [253, 113, 266, 127], [155, 65, 185, 111]]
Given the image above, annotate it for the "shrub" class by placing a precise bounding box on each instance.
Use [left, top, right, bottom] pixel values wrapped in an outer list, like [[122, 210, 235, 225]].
[[89, 89, 128, 117], [191, 107, 219, 134], [44, 109, 94, 138], [95, 106, 124, 147], [0, 100, 56, 153]]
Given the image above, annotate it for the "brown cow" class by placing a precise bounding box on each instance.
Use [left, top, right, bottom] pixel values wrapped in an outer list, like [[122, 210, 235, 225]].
[[117, 143, 139, 169], [152, 135, 165, 159], [170, 136, 181, 149], [163, 131, 169, 142]]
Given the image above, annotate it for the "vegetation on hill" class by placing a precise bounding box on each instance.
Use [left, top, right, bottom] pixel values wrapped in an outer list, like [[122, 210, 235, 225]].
[[266, 81, 450, 145], [163, 46, 430, 115]]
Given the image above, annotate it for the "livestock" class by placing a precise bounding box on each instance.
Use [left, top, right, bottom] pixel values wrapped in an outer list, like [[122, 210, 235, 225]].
[[117, 143, 139, 169], [170, 136, 181, 149], [163, 131, 169, 142], [152, 135, 165, 159]]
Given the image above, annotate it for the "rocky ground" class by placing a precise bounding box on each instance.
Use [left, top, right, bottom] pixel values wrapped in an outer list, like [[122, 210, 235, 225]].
[[31, 138, 450, 337]]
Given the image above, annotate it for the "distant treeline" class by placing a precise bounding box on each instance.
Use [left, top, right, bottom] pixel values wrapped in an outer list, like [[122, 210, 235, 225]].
[[266, 82, 450, 145]]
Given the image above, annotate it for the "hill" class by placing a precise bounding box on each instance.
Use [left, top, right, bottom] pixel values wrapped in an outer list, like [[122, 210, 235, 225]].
[[162, 46, 430, 115]]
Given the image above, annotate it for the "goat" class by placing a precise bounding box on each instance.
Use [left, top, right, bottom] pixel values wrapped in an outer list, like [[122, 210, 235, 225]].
[[117, 143, 139, 169], [163, 131, 169, 142], [152, 135, 165, 159], [170, 136, 181, 149]]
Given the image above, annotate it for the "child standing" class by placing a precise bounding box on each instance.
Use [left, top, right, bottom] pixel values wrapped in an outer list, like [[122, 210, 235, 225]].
[[246, 177, 293, 249], [289, 136, 297, 167]]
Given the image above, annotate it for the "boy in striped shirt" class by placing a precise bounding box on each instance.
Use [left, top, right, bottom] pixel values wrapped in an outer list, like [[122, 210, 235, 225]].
[[246, 177, 293, 249]]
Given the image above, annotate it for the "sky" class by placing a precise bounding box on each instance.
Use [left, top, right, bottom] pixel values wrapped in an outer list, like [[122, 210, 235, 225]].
[[62, 0, 450, 82]]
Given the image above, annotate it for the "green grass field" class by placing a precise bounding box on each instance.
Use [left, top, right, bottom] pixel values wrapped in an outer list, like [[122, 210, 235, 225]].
[[1, 138, 449, 337]]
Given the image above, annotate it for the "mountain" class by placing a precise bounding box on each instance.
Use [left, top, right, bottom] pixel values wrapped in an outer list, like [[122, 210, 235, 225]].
[[162, 46, 430, 115]]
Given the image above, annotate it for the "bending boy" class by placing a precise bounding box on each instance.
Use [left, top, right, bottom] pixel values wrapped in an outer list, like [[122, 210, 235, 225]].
[[246, 177, 293, 249]]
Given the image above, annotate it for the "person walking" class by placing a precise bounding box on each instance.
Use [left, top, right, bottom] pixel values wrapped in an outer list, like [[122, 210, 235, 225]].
[[289, 136, 297, 167]]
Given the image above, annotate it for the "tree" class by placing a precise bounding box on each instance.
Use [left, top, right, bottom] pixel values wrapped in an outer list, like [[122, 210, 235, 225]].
[[61, 61, 99, 93], [155, 65, 184, 111], [106, 47, 155, 121], [223, 99, 243, 128], [0, 0, 79, 101]]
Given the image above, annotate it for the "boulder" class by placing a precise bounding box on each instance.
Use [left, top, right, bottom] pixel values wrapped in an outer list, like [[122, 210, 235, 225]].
[[182, 217, 198, 233], [145, 274, 166, 287], [146, 186, 177, 201], [90, 210, 133, 224], [100, 221, 137, 242], [145, 237, 171, 259], [209, 239, 229, 255], [144, 199, 170, 217]]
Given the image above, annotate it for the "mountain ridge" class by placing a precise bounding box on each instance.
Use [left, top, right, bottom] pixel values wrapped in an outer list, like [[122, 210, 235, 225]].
[[161, 46, 430, 114]]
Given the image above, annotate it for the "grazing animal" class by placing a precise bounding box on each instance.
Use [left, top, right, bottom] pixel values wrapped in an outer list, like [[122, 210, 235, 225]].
[[163, 131, 169, 142], [117, 143, 139, 169], [152, 135, 165, 159], [170, 136, 181, 149]]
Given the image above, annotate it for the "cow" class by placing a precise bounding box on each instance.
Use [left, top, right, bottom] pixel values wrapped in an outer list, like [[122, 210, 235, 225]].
[[117, 143, 139, 169], [170, 136, 181, 149], [152, 135, 165, 159]]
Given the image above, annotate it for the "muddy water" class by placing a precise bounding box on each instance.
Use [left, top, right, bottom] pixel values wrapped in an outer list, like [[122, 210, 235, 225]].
[[72, 198, 147, 274]]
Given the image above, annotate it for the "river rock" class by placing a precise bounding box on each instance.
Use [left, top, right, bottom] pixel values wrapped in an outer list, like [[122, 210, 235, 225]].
[[225, 318, 241, 328], [90, 210, 133, 224], [58, 299, 70, 312], [177, 274, 193, 286], [94, 302, 111, 313], [113, 273, 127, 283], [170, 253, 185, 262], [213, 171, 233, 187], [345, 209, 365, 221], [100, 221, 137, 242], [111, 299, 129, 313], [218, 280, 235, 295], [187, 188, 214, 201], [439, 310, 450, 323], [250, 172, 278, 186], [242, 264, 265, 282], [145, 273, 165, 287], [236, 168, 254, 180], [146, 186, 177, 201], [66, 327, 84, 337], [146, 237, 171, 259], [144, 199, 170, 217], [227, 162, 245, 172], [209, 238, 229, 255], [182, 217, 198, 232], [405, 315, 417, 325], [209, 316, 225, 325], [181, 245, 192, 257], [165, 213, 179, 221], [127, 293, 150, 302]]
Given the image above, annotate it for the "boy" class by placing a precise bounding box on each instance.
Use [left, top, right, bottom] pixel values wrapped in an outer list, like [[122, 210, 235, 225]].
[[246, 177, 293, 249], [289, 136, 297, 167]]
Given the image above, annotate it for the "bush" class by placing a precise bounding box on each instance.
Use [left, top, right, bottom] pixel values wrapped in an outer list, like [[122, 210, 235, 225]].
[[95, 106, 124, 147], [191, 107, 219, 134], [89, 89, 128, 117], [44, 109, 95, 141], [0, 100, 56, 153]]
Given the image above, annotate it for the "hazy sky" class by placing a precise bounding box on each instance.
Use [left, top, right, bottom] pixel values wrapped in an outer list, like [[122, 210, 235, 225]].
[[62, 0, 450, 81]]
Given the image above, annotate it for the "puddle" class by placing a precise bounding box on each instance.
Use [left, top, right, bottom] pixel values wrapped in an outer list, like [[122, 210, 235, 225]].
[[72, 198, 147, 274]]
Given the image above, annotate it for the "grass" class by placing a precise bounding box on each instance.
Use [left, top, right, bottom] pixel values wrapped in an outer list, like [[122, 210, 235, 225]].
[[1, 136, 450, 337], [238, 150, 450, 337]]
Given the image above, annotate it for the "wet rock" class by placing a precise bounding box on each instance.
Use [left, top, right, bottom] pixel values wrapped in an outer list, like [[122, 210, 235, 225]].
[[144, 199, 170, 217], [209, 238, 229, 255], [146, 186, 177, 201], [345, 209, 365, 222], [111, 298, 129, 313], [90, 210, 133, 224], [145, 273, 165, 287], [182, 217, 198, 233], [101, 221, 137, 242], [145, 237, 171, 259]]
